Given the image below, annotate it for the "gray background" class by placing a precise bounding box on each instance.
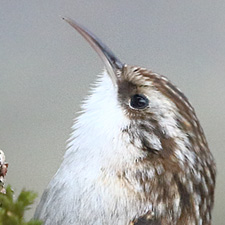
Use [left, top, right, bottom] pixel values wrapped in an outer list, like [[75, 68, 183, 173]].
[[0, 0, 224, 223]]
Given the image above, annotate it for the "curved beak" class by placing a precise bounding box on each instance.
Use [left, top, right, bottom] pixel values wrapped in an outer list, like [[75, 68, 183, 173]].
[[62, 17, 124, 86]]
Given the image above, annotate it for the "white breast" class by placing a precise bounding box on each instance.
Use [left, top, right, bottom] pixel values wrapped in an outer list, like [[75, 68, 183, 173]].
[[36, 70, 151, 225]]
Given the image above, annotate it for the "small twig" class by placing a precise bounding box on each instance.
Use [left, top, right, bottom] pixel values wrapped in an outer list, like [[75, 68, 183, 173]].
[[0, 150, 8, 194]]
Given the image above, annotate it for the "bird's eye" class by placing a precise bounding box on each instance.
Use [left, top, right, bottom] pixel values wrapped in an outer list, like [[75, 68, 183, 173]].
[[129, 94, 149, 110]]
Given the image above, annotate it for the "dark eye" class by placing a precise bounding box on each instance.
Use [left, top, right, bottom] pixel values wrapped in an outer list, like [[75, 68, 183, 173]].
[[129, 94, 149, 109]]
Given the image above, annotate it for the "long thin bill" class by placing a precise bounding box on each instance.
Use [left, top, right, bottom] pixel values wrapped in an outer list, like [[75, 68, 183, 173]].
[[62, 17, 124, 85]]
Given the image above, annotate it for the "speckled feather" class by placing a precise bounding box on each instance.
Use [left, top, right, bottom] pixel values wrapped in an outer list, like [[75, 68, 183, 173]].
[[121, 66, 216, 225]]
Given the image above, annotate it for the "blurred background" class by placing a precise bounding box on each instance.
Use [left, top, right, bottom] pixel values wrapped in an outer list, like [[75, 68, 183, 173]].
[[0, 0, 224, 223]]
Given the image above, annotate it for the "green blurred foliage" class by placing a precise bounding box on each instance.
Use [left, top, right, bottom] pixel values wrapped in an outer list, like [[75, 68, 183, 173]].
[[0, 186, 42, 225]]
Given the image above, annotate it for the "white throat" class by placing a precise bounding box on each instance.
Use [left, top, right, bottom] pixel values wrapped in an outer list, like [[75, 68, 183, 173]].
[[65, 70, 147, 170]]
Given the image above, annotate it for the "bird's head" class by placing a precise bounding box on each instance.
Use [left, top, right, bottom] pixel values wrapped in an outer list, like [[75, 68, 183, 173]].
[[63, 18, 206, 169]]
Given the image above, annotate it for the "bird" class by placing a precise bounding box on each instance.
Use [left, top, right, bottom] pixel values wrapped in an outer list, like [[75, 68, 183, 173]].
[[34, 18, 216, 225]]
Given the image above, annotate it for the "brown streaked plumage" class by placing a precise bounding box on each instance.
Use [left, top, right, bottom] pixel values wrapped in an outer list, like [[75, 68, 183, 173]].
[[118, 66, 216, 224], [117, 66, 216, 224]]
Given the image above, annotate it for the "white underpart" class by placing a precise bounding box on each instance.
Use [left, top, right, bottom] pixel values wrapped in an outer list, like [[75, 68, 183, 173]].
[[36, 71, 154, 225]]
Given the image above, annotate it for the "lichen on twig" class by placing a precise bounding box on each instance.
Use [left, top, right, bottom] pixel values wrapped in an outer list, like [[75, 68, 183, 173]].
[[0, 150, 8, 194]]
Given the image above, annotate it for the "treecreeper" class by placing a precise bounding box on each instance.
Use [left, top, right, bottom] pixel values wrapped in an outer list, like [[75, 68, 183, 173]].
[[34, 18, 216, 225]]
